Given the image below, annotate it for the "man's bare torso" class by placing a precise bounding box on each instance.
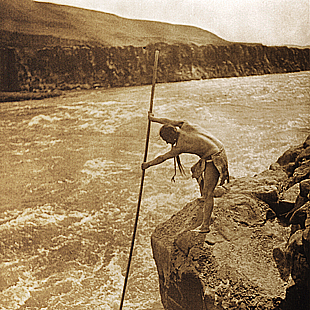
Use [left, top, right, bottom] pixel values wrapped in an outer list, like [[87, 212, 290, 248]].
[[174, 121, 223, 158]]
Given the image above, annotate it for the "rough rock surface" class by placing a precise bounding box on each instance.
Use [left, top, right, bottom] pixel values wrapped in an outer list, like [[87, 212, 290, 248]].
[[151, 135, 310, 310], [1, 43, 309, 92]]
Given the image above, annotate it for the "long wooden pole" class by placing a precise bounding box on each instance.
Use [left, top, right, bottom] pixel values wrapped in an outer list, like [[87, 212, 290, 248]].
[[119, 50, 159, 310]]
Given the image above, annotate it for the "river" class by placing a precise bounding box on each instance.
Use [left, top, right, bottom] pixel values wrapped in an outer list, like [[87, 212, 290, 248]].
[[0, 71, 309, 309]]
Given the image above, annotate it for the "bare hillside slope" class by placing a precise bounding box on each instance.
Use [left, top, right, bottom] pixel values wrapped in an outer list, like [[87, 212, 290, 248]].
[[0, 0, 229, 47]]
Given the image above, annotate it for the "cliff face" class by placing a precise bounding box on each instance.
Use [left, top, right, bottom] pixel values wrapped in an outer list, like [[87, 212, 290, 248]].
[[0, 47, 19, 91], [151, 136, 310, 310], [1, 43, 309, 92]]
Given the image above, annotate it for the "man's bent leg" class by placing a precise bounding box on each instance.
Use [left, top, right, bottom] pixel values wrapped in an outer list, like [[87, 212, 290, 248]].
[[193, 162, 219, 233]]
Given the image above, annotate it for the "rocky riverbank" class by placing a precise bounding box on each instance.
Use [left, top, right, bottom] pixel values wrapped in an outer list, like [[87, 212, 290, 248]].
[[0, 90, 63, 102], [151, 135, 310, 310], [1, 43, 309, 95]]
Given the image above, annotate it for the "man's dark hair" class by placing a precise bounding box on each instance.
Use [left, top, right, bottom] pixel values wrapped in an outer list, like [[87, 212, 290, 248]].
[[159, 124, 178, 145], [159, 125, 185, 181]]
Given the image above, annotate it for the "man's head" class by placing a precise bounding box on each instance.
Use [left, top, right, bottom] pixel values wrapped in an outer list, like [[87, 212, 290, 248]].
[[160, 124, 179, 145]]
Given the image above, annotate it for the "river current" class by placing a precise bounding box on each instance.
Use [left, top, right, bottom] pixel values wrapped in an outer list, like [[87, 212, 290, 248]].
[[0, 72, 309, 309]]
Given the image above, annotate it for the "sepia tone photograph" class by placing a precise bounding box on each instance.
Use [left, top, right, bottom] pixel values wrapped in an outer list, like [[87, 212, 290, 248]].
[[0, 0, 309, 309]]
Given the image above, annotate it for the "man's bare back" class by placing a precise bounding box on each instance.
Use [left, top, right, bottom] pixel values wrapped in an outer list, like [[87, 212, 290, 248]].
[[174, 121, 223, 159]]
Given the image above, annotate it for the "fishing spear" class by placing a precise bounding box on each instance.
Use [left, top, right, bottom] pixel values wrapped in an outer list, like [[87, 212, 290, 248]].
[[119, 50, 160, 310]]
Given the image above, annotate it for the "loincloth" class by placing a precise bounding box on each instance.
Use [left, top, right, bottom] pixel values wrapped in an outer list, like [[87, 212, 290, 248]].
[[191, 149, 229, 187]]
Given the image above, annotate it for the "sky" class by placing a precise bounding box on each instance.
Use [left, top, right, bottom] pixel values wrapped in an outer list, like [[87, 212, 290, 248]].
[[35, 0, 310, 46]]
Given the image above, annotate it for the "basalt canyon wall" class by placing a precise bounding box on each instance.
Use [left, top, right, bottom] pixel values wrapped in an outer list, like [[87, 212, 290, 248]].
[[1, 43, 309, 92], [151, 136, 310, 310]]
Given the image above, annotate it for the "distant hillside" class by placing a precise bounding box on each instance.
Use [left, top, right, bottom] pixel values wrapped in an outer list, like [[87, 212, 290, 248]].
[[0, 0, 230, 47]]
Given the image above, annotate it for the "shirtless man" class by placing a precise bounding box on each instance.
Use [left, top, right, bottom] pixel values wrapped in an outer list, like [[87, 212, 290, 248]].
[[142, 113, 229, 233]]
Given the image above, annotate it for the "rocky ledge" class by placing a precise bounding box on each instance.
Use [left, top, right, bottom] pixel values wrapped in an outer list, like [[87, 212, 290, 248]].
[[151, 135, 310, 310]]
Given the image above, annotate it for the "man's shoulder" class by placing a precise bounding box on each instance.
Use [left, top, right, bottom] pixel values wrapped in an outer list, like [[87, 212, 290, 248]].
[[181, 121, 203, 133], [180, 120, 194, 129]]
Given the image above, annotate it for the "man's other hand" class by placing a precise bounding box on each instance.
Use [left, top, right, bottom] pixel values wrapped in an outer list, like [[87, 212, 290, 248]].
[[148, 112, 155, 121], [142, 162, 149, 170]]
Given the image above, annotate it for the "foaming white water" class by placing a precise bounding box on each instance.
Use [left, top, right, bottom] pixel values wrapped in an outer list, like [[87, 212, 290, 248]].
[[28, 114, 61, 127], [81, 158, 132, 184], [285, 114, 310, 130], [0, 282, 31, 309], [61, 100, 144, 134]]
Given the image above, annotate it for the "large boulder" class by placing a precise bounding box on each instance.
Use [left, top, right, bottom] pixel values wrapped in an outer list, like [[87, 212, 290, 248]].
[[152, 170, 291, 309], [276, 137, 310, 188], [152, 135, 310, 310]]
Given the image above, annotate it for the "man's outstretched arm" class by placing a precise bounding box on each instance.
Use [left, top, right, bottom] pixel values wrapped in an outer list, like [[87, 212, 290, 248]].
[[148, 113, 184, 127], [142, 148, 180, 170]]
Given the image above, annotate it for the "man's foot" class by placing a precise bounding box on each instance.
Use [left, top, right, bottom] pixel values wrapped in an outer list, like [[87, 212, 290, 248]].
[[204, 230, 226, 245]]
